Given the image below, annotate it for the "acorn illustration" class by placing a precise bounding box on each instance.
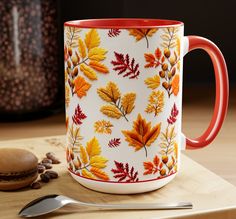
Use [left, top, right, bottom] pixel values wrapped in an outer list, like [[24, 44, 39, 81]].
[[159, 71, 165, 78], [162, 63, 168, 71], [162, 82, 169, 89], [68, 47, 72, 56], [72, 56, 79, 66], [164, 48, 171, 58], [160, 169, 166, 176], [67, 60, 71, 68], [162, 155, 168, 164]]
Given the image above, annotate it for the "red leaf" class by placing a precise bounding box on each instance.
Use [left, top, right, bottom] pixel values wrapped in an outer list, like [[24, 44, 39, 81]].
[[108, 29, 121, 37], [108, 138, 121, 148], [72, 104, 87, 125], [155, 48, 162, 60], [111, 161, 139, 182], [167, 103, 179, 125], [153, 155, 160, 166], [111, 52, 140, 79]]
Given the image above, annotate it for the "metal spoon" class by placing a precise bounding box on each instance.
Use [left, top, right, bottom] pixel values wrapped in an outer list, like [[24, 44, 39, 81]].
[[18, 194, 193, 217]]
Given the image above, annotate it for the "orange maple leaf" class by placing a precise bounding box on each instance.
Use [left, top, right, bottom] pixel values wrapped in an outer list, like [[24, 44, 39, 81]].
[[128, 28, 158, 48], [171, 74, 179, 96], [122, 114, 161, 157], [74, 76, 91, 98]]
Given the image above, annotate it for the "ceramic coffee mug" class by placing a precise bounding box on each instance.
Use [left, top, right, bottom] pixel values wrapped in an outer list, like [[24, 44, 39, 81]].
[[64, 19, 229, 194]]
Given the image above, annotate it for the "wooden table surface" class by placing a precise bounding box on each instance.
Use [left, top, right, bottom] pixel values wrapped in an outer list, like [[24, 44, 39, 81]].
[[1, 135, 236, 219]]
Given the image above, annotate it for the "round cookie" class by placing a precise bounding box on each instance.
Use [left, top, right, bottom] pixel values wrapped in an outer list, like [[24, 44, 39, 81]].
[[0, 148, 38, 190]]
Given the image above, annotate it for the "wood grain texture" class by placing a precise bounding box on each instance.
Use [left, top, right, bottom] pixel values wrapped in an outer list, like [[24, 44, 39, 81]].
[[0, 136, 236, 218]]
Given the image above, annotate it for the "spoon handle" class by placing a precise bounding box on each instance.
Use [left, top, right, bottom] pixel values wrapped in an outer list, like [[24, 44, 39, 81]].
[[75, 201, 193, 210]]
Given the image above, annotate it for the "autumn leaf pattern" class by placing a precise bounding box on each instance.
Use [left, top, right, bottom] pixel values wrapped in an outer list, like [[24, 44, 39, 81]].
[[145, 90, 164, 117], [108, 29, 121, 37], [143, 155, 164, 176], [74, 76, 91, 98], [97, 82, 136, 121], [122, 114, 161, 157], [108, 138, 121, 148], [64, 26, 81, 47], [65, 29, 109, 98], [64, 25, 182, 183], [158, 103, 179, 175], [144, 27, 180, 98], [111, 161, 139, 182], [167, 103, 179, 124], [144, 75, 160, 90], [111, 52, 140, 79], [128, 28, 158, 48], [94, 120, 113, 134], [68, 136, 110, 181], [72, 104, 87, 125]]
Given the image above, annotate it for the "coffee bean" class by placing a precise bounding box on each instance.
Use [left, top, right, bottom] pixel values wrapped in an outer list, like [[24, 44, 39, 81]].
[[31, 181, 41, 189], [42, 158, 52, 164], [37, 164, 46, 173], [42, 163, 52, 169], [51, 158, 61, 164], [45, 170, 58, 179], [46, 152, 55, 159], [46, 152, 61, 164], [40, 173, 50, 183]]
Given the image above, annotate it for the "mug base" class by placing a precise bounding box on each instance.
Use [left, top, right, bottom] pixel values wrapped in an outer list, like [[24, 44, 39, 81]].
[[69, 171, 177, 194]]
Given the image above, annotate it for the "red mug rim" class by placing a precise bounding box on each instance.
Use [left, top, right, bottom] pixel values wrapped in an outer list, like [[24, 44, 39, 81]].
[[64, 18, 184, 29]]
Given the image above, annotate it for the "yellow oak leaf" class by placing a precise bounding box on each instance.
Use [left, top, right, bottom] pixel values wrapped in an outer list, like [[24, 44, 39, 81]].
[[88, 47, 107, 61], [145, 90, 164, 117], [121, 93, 136, 114], [90, 167, 109, 181], [90, 155, 108, 168], [86, 137, 101, 159], [79, 145, 88, 165], [78, 38, 87, 59], [80, 63, 97, 80], [81, 169, 95, 179], [94, 120, 113, 134], [89, 61, 109, 73], [122, 114, 161, 156], [85, 29, 100, 51], [97, 82, 121, 102], [100, 105, 122, 119], [144, 75, 160, 90], [74, 76, 91, 98]]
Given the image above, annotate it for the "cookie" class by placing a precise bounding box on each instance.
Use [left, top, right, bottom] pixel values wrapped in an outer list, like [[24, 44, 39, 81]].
[[0, 148, 38, 191]]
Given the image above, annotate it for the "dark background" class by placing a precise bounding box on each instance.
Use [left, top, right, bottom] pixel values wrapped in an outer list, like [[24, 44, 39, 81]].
[[61, 0, 235, 87]]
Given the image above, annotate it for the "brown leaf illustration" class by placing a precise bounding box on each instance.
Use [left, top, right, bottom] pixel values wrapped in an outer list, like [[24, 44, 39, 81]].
[[100, 105, 122, 119], [121, 93, 136, 114], [97, 82, 121, 102], [122, 114, 161, 157]]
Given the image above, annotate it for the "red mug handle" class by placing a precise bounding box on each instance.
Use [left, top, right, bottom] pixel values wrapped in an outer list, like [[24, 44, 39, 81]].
[[183, 36, 229, 149]]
